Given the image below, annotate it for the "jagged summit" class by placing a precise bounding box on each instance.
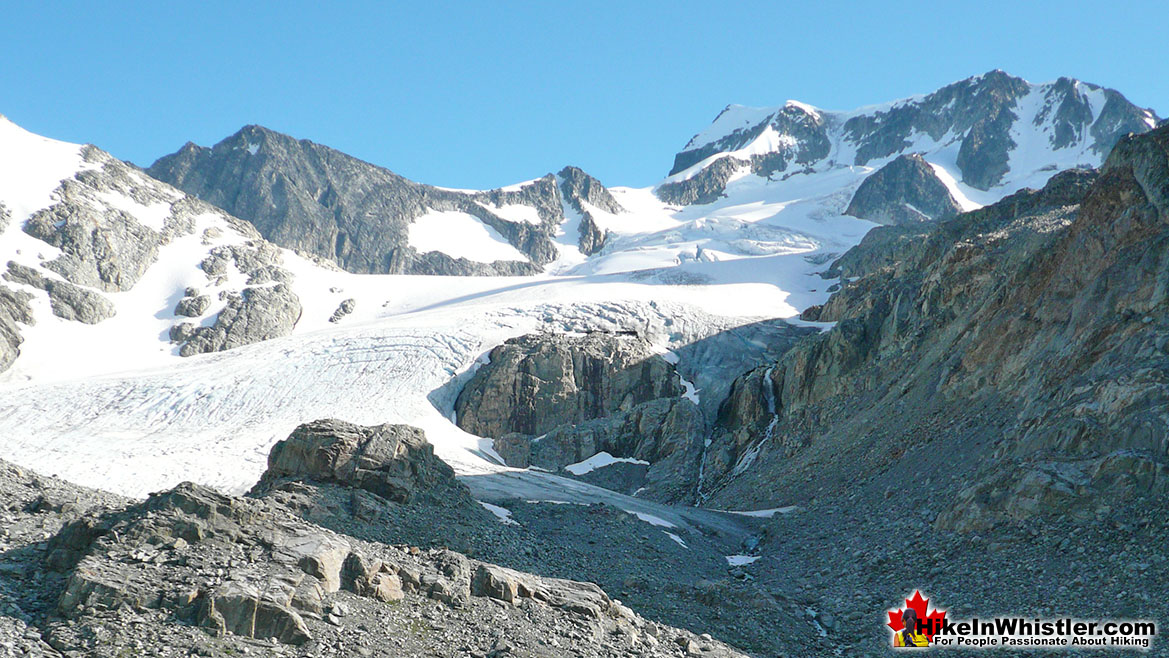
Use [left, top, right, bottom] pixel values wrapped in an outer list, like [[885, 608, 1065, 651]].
[[148, 125, 626, 276], [668, 71, 1159, 192]]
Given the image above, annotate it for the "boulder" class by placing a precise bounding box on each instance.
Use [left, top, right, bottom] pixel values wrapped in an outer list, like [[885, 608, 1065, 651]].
[[253, 419, 473, 507]]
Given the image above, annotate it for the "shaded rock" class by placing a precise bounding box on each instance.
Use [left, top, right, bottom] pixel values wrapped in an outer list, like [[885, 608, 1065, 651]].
[[0, 283, 33, 373], [656, 157, 740, 206], [844, 153, 962, 225], [456, 332, 682, 439], [558, 166, 624, 255]]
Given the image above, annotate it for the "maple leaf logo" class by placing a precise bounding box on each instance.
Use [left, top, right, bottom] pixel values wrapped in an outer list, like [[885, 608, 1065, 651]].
[[887, 590, 947, 641]]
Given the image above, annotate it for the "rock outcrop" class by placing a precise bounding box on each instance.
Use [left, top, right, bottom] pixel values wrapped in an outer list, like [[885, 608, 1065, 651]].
[[456, 332, 683, 438], [0, 283, 34, 372], [456, 332, 707, 501], [844, 153, 963, 225], [171, 283, 302, 356], [252, 419, 472, 507], [4, 262, 116, 324], [558, 165, 624, 255]]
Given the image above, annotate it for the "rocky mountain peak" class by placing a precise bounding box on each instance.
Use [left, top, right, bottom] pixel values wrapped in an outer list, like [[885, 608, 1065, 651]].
[[148, 126, 624, 275], [666, 71, 1159, 200]]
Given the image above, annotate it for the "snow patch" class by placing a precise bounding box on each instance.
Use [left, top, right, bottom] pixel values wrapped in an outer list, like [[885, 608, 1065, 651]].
[[631, 512, 676, 528], [724, 506, 799, 518], [478, 501, 519, 526], [564, 451, 649, 476], [408, 210, 528, 263], [725, 555, 759, 566]]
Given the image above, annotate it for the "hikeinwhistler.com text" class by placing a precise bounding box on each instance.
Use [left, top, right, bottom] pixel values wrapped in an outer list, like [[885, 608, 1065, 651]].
[[918, 617, 1157, 650]]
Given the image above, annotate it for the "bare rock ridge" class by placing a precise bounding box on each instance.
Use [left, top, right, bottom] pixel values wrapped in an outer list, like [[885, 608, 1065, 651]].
[[557, 165, 625, 256], [0, 423, 748, 657], [662, 71, 1159, 205], [843, 153, 963, 225], [701, 124, 1169, 531], [454, 332, 706, 502], [147, 126, 624, 275]]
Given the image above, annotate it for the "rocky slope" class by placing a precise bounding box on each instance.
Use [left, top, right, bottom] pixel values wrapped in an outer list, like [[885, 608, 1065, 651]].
[[0, 118, 310, 373], [701, 124, 1169, 532], [148, 126, 625, 275], [0, 423, 752, 658]]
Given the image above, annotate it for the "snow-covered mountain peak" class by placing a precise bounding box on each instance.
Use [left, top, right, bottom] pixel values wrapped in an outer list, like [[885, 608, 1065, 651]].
[[669, 71, 1159, 195]]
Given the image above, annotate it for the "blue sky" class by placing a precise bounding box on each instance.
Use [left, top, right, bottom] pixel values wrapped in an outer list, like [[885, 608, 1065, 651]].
[[2, 1, 1165, 189]]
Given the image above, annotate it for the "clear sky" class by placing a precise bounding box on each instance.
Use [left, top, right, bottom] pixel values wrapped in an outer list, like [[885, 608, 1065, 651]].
[[2, 1, 1165, 189]]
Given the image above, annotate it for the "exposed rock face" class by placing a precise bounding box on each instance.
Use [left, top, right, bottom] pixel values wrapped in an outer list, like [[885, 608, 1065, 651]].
[[4, 262, 116, 324], [558, 166, 625, 255], [534, 398, 705, 501], [455, 332, 708, 501], [702, 126, 1169, 530], [456, 332, 682, 438], [655, 157, 740, 206], [252, 419, 473, 506], [172, 283, 302, 356], [671, 101, 830, 177], [667, 71, 1158, 203], [844, 153, 962, 224], [174, 288, 211, 317], [0, 284, 34, 374], [328, 298, 355, 323], [148, 126, 623, 275], [24, 189, 160, 292]]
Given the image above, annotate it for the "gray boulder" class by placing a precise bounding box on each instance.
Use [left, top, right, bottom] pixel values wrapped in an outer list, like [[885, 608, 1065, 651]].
[[174, 292, 211, 317], [253, 419, 474, 507], [328, 298, 355, 323], [844, 153, 962, 225]]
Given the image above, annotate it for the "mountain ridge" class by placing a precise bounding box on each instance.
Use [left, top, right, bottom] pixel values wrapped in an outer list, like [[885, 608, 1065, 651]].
[[666, 70, 1159, 196], [147, 124, 625, 276]]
